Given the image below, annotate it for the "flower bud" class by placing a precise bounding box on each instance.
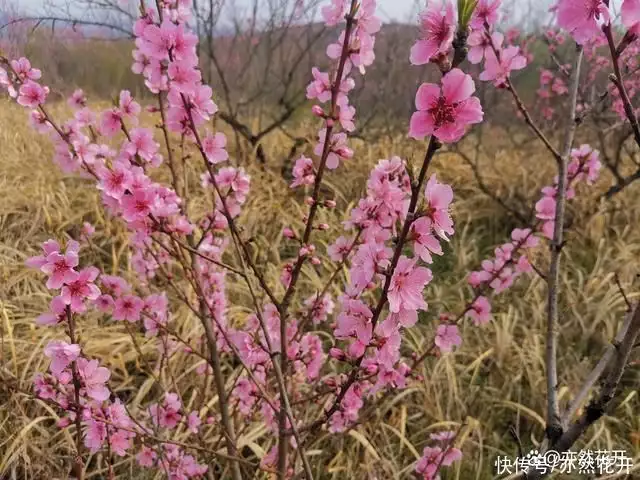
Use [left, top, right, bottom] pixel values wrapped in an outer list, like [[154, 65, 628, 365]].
[[311, 256, 321, 265], [365, 363, 378, 375], [305, 197, 315, 206], [324, 199, 336, 208], [283, 227, 296, 239], [329, 347, 346, 360], [317, 223, 329, 231], [311, 105, 325, 117]]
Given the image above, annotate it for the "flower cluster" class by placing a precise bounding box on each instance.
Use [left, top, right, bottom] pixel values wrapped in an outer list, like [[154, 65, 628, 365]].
[[535, 144, 602, 239], [415, 431, 463, 480]]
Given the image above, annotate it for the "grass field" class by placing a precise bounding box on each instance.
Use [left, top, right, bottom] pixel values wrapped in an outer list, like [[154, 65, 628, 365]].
[[0, 97, 639, 479]]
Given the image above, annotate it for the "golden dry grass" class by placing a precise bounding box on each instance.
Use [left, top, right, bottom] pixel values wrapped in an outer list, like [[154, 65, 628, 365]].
[[0, 98, 639, 479]]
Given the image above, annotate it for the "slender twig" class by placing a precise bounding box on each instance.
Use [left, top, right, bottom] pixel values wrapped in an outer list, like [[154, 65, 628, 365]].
[[544, 44, 583, 442], [66, 306, 85, 480]]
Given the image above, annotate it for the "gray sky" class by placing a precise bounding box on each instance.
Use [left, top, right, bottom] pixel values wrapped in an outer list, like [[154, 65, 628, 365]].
[[16, 0, 420, 22]]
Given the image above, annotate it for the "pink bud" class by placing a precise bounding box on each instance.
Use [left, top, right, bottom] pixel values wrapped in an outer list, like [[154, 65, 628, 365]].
[[206, 416, 215, 424], [329, 348, 345, 360], [324, 377, 337, 388], [336, 146, 353, 159], [326, 117, 335, 127], [311, 105, 324, 117], [305, 197, 315, 205], [58, 417, 72, 428], [311, 256, 321, 265], [365, 363, 378, 375], [283, 227, 296, 239], [317, 223, 329, 231], [324, 199, 336, 208]]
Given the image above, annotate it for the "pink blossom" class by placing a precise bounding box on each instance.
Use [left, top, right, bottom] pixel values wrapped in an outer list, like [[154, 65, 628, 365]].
[[388, 256, 432, 313], [61, 267, 101, 312], [77, 357, 111, 401], [125, 128, 160, 163], [100, 108, 122, 137], [409, 68, 484, 143], [40, 243, 80, 290], [291, 155, 316, 188], [68, 89, 86, 109], [113, 295, 145, 322], [470, 0, 502, 29], [187, 411, 201, 433], [416, 445, 463, 479], [95, 294, 115, 313], [410, 217, 443, 263], [85, 418, 107, 452], [100, 275, 130, 296], [306, 67, 332, 103], [137, 446, 157, 467], [26, 239, 61, 269], [466, 296, 492, 325], [410, 0, 455, 65], [202, 132, 229, 164], [321, 0, 346, 25], [81, 222, 95, 238], [535, 195, 556, 221], [149, 392, 182, 428], [328, 236, 352, 261], [37, 296, 67, 326], [305, 294, 335, 324], [424, 174, 454, 239], [511, 228, 539, 248], [315, 129, 353, 169], [168, 58, 201, 94], [119, 90, 141, 119], [467, 31, 503, 65], [556, 0, 609, 44], [338, 102, 356, 132], [17, 81, 47, 108], [335, 298, 374, 345], [122, 189, 155, 221], [11, 57, 41, 81], [435, 324, 462, 353], [479, 46, 527, 86], [622, 0, 640, 32], [44, 340, 81, 375]]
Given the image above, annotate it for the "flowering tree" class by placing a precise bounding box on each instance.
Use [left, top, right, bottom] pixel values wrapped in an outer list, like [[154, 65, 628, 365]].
[[1, 0, 640, 479]]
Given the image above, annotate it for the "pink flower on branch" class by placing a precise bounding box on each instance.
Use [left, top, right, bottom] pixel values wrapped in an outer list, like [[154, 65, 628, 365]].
[[388, 256, 432, 314], [467, 31, 503, 65], [622, 0, 640, 32], [470, 0, 502, 30], [556, 0, 610, 44], [434, 324, 462, 353], [409, 68, 483, 143], [17, 81, 47, 108], [39, 241, 81, 290], [410, 0, 456, 66], [60, 267, 101, 313], [466, 295, 492, 325], [77, 357, 111, 401], [44, 340, 81, 376], [479, 46, 527, 87]]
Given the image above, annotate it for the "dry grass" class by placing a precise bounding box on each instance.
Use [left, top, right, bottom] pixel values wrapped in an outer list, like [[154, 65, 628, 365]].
[[0, 98, 639, 479]]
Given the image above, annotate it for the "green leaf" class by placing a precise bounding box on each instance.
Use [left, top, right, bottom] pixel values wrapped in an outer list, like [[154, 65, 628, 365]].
[[458, 0, 479, 29]]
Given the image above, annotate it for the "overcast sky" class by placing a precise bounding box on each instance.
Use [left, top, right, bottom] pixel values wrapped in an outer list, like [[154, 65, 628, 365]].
[[16, 0, 424, 22]]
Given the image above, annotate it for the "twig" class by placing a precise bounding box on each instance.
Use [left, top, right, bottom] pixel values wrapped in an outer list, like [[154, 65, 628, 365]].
[[544, 44, 583, 442]]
